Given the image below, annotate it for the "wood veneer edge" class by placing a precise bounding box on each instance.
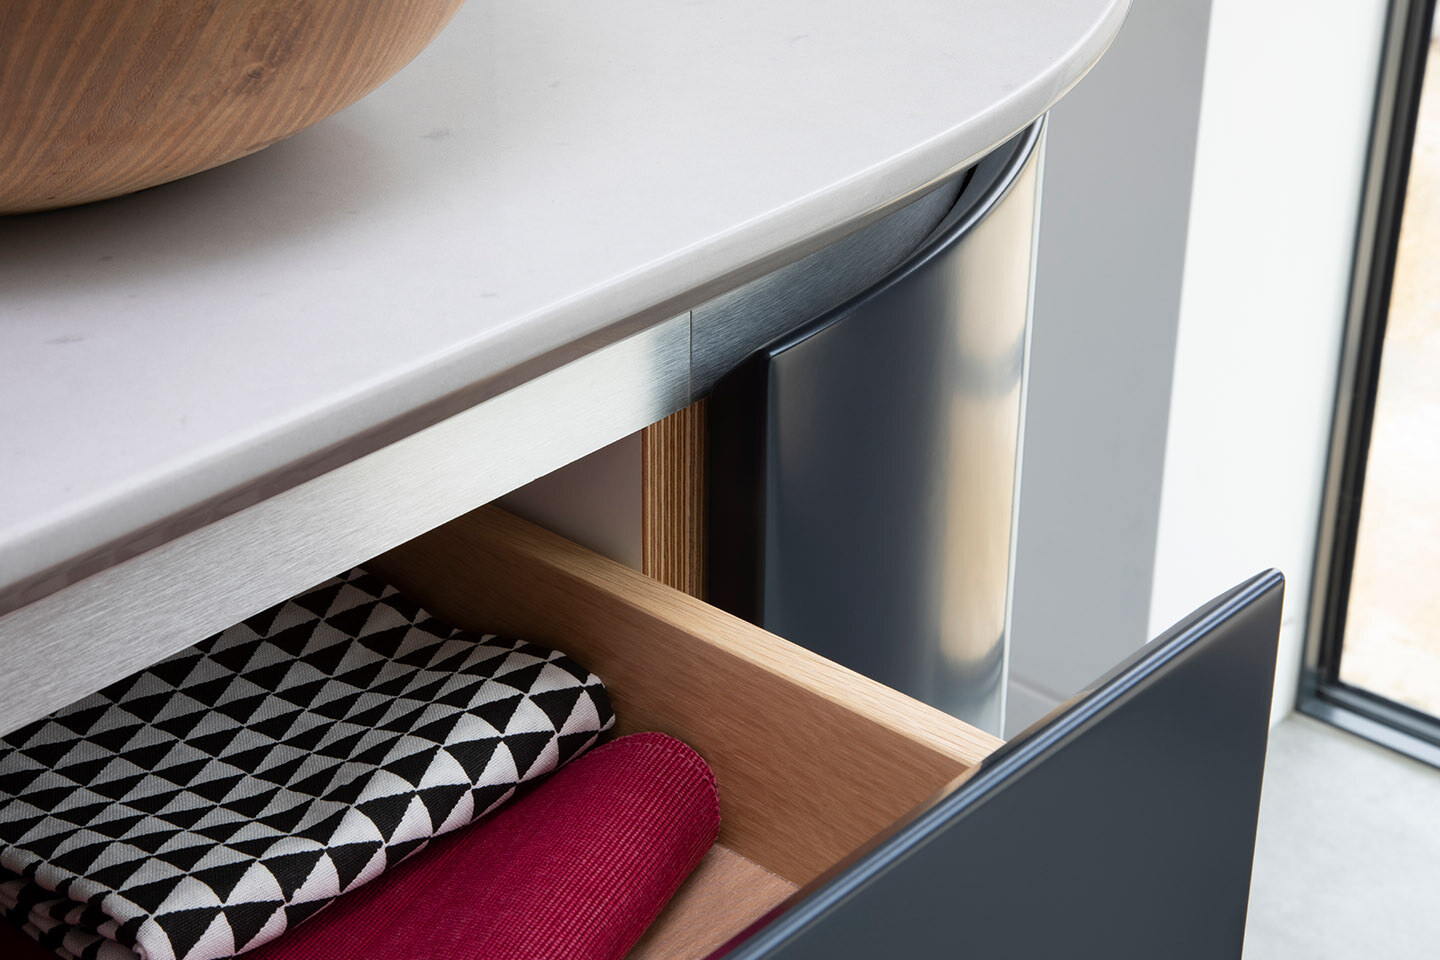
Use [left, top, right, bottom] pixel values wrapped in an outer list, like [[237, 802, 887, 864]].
[[641, 400, 708, 600]]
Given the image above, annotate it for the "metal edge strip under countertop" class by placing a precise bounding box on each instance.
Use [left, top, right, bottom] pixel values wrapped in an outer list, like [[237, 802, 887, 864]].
[[0, 121, 1041, 739]]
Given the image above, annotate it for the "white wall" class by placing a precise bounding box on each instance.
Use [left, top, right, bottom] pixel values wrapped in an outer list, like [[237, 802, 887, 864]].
[[1149, 0, 1388, 727], [498, 432, 643, 569], [1005, 0, 1213, 736]]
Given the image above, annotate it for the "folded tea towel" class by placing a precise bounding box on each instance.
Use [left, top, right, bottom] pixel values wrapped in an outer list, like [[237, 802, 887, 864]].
[[0, 733, 718, 960], [244, 731, 720, 960], [0, 569, 613, 960]]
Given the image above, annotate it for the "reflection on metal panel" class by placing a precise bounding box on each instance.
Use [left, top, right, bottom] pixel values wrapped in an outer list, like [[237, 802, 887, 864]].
[[709, 124, 1042, 734], [691, 176, 965, 399]]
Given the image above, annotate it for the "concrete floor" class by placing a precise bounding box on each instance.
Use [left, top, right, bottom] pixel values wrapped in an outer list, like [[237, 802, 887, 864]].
[[1243, 715, 1440, 959]]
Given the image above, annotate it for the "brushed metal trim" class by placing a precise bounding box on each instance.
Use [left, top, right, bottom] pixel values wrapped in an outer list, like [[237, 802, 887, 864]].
[[0, 315, 690, 737]]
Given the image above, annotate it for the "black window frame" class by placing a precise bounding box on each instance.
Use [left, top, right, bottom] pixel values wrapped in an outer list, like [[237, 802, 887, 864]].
[[1300, 0, 1440, 767]]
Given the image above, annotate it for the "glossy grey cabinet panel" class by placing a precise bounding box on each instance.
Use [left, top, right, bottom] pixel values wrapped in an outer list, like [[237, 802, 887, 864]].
[[709, 123, 1043, 734], [723, 572, 1284, 960]]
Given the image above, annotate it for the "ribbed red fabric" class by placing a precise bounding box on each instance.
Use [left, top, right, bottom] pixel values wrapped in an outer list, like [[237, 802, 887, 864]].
[[0, 732, 719, 960]]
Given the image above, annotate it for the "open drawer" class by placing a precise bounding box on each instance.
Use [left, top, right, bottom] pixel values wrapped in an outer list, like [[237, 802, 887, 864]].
[[0, 502, 1282, 960], [368, 505, 1002, 958], [369, 506, 1285, 960]]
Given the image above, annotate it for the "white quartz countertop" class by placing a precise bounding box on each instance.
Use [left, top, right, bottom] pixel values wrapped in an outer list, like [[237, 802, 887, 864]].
[[0, 0, 1127, 612]]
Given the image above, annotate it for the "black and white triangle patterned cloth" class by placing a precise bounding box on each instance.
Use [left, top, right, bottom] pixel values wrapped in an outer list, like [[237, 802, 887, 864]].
[[0, 568, 614, 960]]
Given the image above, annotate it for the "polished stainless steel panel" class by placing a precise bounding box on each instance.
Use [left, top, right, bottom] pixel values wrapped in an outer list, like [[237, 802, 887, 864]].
[[690, 176, 964, 399], [0, 315, 689, 737], [709, 123, 1043, 734]]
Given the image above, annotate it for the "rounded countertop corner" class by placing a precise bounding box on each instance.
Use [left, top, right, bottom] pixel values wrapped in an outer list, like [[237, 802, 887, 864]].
[[0, 0, 1130, 616]]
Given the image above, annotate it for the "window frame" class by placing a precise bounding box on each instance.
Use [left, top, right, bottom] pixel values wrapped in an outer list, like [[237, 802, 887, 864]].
[[1300, 0, 1440, 767]]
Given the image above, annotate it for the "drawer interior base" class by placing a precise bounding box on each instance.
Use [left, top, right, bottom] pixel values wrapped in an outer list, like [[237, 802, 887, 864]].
[[629, 845, 796, 960]]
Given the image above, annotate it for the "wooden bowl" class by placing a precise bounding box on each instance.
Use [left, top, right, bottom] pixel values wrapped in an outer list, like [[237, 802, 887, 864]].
[[0, 0, 467, 214]]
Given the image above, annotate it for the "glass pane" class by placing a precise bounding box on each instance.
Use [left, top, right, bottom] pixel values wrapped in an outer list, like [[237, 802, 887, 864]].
[[1339, 37, 1440, 715]]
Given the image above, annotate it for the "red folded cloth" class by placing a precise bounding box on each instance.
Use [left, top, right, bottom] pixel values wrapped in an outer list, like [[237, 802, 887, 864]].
[[1, 732, 719, 960]]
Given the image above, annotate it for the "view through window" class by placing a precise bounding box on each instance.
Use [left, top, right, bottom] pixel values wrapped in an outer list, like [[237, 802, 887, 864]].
[[1339, 28, 1440, 717]]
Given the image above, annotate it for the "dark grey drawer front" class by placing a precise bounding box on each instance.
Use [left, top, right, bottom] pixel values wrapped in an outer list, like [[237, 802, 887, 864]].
[[722, 571, 1284, 959]]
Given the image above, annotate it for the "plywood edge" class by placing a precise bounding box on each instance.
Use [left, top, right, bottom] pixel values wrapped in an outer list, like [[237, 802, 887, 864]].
[[641, 400, 709, 599]]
